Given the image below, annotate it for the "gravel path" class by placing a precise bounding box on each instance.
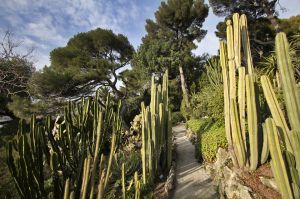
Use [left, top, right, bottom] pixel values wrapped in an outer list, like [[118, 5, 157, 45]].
[[171, 124, 219, 199]]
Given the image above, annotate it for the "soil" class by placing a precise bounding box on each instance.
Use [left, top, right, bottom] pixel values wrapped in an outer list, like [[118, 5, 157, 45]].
[[240, 164, 281, 199]]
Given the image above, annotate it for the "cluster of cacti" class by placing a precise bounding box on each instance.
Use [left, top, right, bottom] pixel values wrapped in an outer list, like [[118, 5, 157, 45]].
[[221, 12, 300, 198], [220, 13, 268, 170], [261, 32, 300, 199], [140, 70, 172, 184], [6, 91, 143, 198]]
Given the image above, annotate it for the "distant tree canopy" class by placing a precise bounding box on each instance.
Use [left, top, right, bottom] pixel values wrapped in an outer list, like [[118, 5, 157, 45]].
[[122, 0, 209, 114], [279, 15, 300, 37], [209, 0, 284, 60], [30, 28, 134, 100]]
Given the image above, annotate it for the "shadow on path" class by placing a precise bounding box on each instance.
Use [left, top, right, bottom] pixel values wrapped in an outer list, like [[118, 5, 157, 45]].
[[171, 124, 219, 199]]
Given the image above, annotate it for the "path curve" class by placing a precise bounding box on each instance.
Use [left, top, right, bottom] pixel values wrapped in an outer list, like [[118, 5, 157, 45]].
[[172, 124, 219, 199]]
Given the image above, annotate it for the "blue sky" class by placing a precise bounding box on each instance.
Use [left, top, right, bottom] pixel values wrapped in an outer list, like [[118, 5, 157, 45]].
[[0, 0, 299, 69]]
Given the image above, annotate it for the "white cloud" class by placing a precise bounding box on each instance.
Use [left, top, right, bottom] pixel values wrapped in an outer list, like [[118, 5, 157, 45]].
[[0, 0, 147, 69], [25, 15, 66, 46]]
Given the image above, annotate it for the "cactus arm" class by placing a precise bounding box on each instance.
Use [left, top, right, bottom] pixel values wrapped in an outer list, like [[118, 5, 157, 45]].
[[230, 99, 246, 168], [246, 75, 258, 170], [89, 112, 103, 198], [238, 67, 246, 150], [104, 132, 116, 189], [240, 14, 254, 75], [63, 179, 70, 199], [266, 118, 293, 199], [261, 75, 292, 152], [275, 32, 300, 130], [290, 130, 300, 180], [220, 41, 232, 145], [141, 103, 147, 184], [226, 19, 237, 100], [260, 123, 269, 164], [233, 13, 241, 68]]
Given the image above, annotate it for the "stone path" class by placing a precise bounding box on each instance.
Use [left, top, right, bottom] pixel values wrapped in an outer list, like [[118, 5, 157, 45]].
[[171, 124, 219, 199]]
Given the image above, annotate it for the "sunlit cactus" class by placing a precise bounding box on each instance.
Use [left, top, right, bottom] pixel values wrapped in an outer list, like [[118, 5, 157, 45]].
[[140, 70, 172, 185]]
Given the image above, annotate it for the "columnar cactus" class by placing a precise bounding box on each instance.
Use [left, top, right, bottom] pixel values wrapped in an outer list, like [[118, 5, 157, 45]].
[[261, 32, 300, 199], [220, 13, 267, 170], [246, 75, 258, 170], [140, 70, 172, 184], [265, 118, 293, 199]]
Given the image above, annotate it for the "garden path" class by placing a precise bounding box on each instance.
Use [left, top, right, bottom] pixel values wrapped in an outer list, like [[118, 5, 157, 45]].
[[171, 124, 219, 199]]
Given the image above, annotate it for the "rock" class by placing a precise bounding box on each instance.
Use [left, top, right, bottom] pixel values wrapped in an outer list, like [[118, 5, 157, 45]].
[[259, 176, 279, 192], [239, 185, 252, 199], [216, 164, 254, 199], [214, 148, 231, 171], [164, 165, 176, 192]]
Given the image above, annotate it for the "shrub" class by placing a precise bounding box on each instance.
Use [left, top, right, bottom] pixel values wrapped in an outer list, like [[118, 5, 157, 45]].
[[190, 85, 224, 123], [180, 99, 188, 120], [186, 118, 213, 134], [199, 123, 228, 162], [121, 113, 142, 151], [172, 111, 185, 125]]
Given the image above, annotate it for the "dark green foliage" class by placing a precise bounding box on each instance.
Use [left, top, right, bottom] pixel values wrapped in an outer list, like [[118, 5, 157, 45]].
[[186, 118, 213, 135], [171, 112, 185, 125], [7, 96, 52, 122], [278, 15, 300, 37], [30, 28, 134, 100], [209, 0, 278, 19], [124, 0, 209, 116], [190, 85, 224, 123], [199, 123, 228, 162], [186, 118, 227, 162], [205, 56, 223, 89]]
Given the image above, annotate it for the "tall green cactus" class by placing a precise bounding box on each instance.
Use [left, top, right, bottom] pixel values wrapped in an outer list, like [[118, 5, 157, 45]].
[[261, 32, 300, 199], [275, 33, 300, 130], [221, 13, 268, 170], [265, 118, 294, 199], [230, 99, 246, 168], [140, 70, 172, 185], [246, 74, 258, 170], [238, 67, 246, 151]]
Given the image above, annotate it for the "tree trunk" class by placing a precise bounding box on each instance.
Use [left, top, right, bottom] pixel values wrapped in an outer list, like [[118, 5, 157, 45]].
[[178, 64, 191, 111]]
